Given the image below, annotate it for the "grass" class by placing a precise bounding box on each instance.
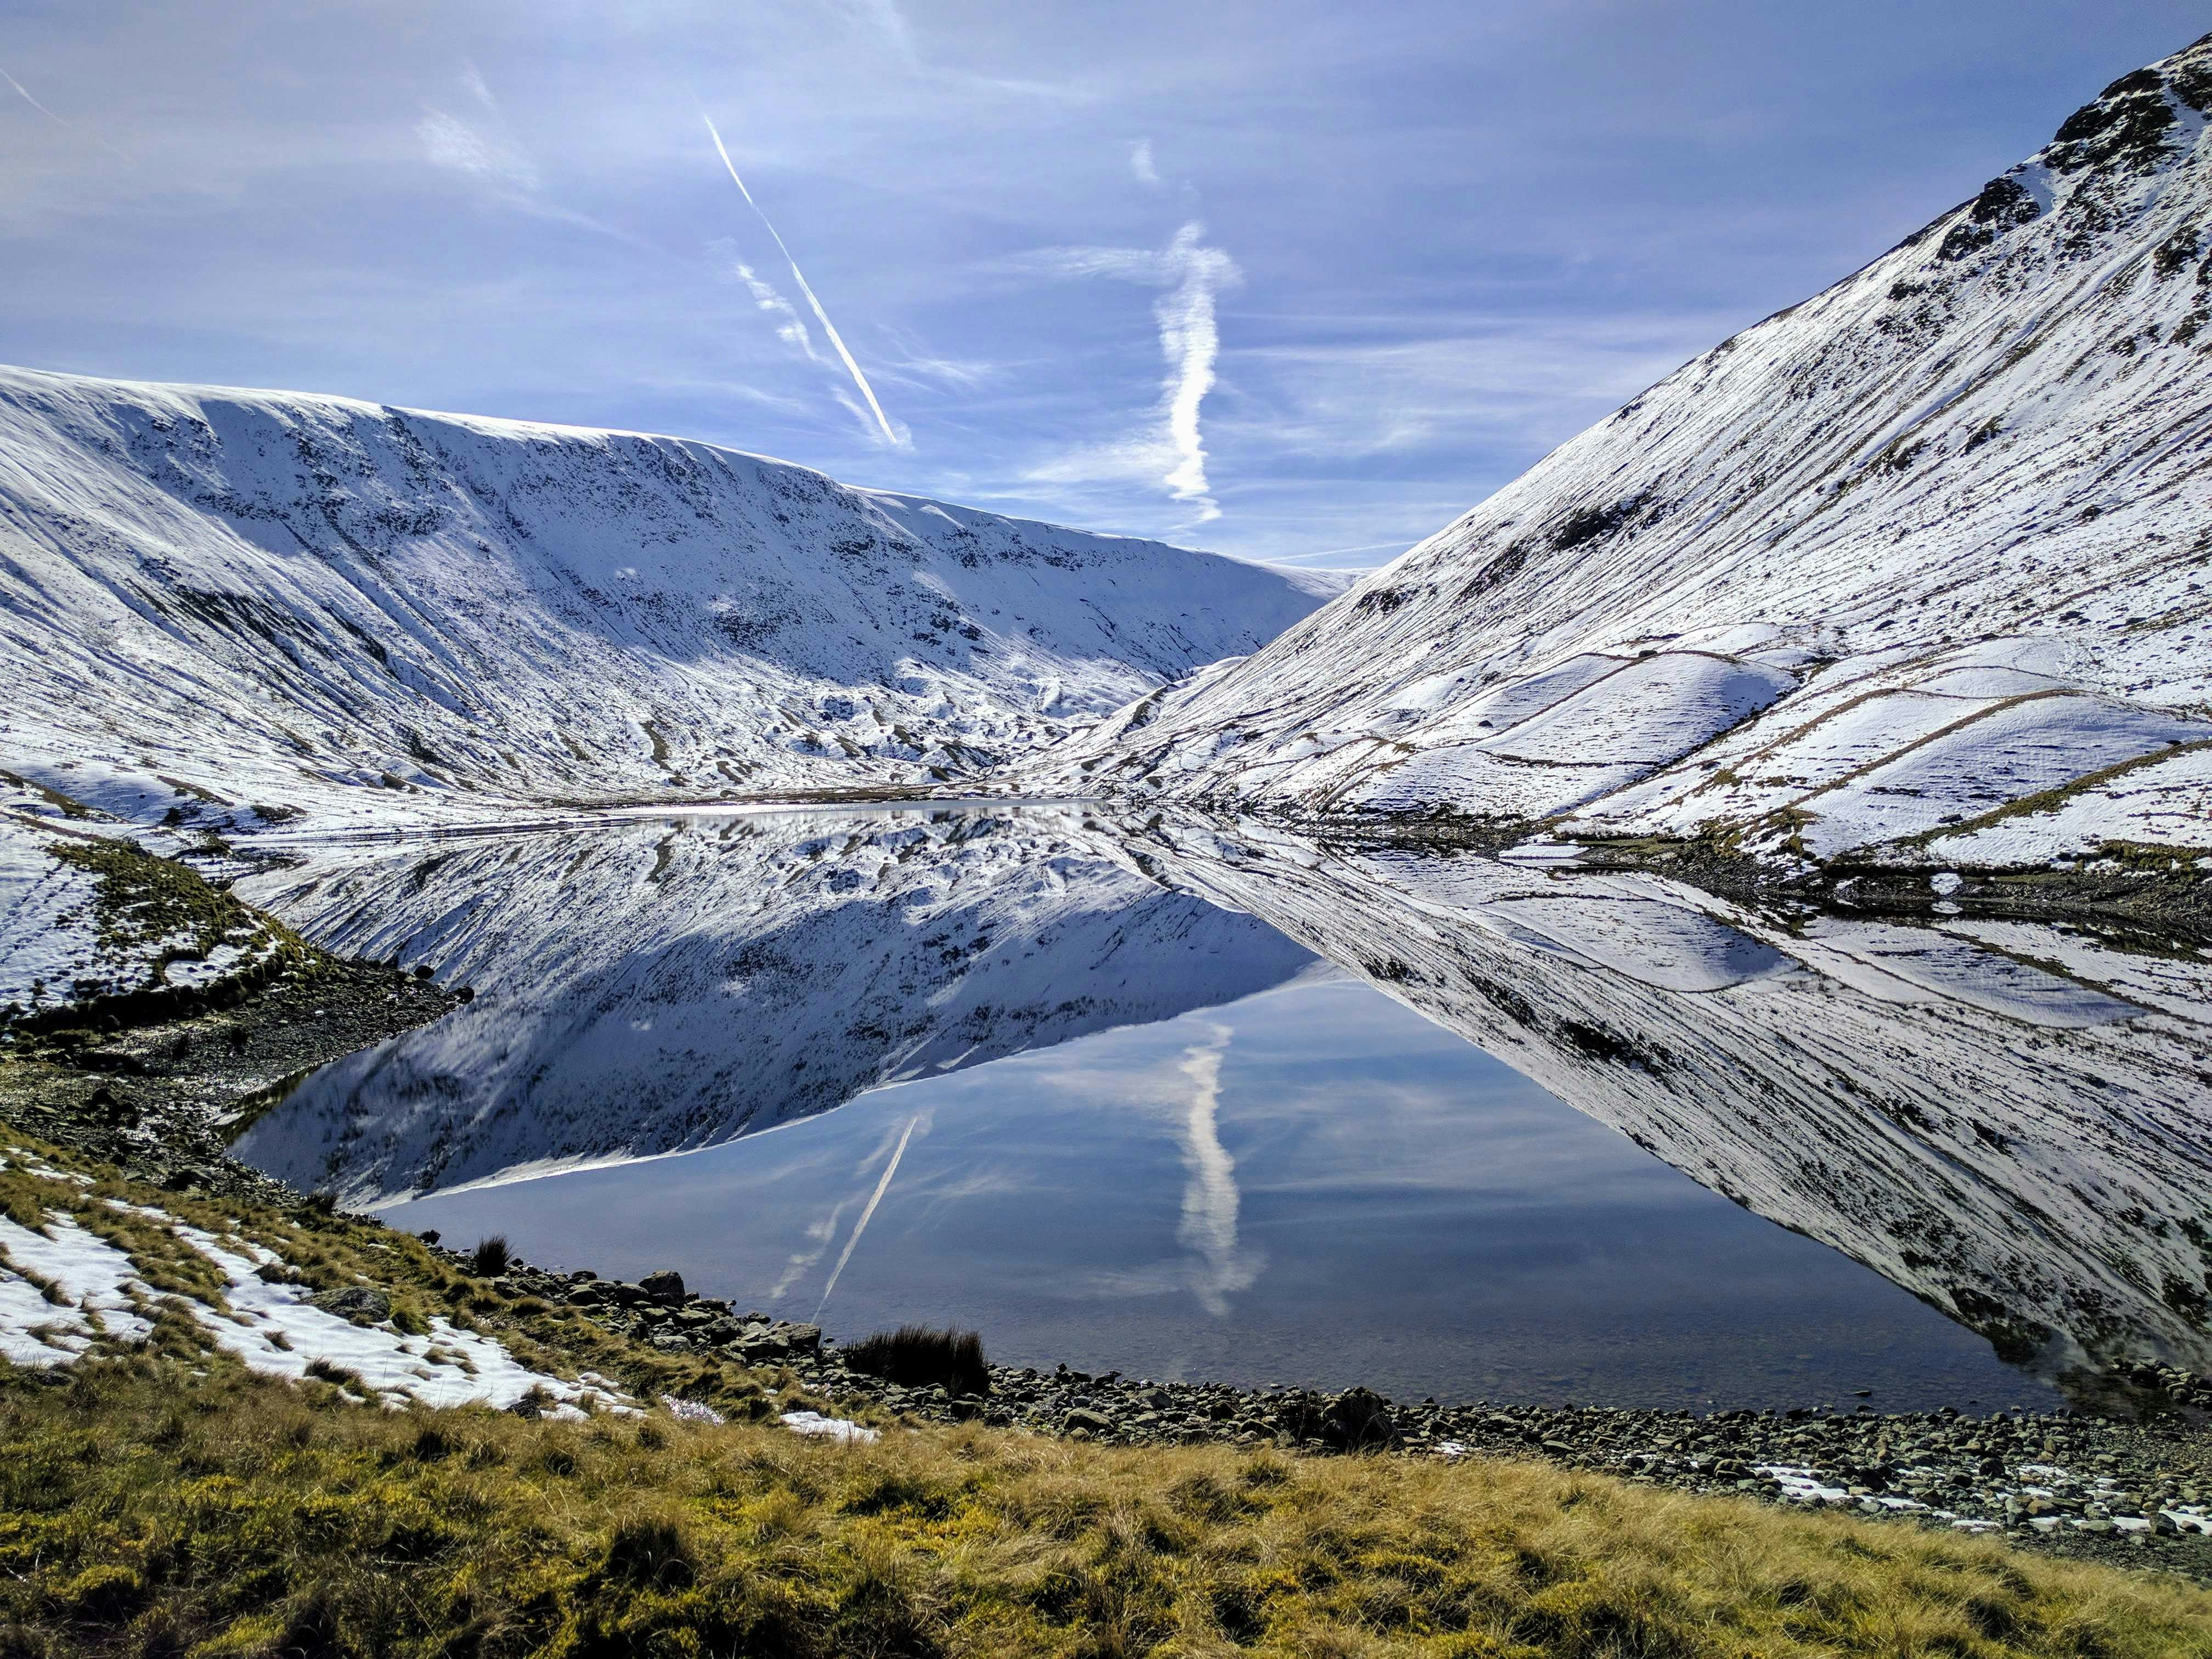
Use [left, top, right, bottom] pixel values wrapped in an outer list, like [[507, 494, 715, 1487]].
[[470, 1234, 514, 1278], [3, 1361, 2211, 1658], [13, 836, 305, 1025], [843, 1325, 991, 1399], [0, 1133, 2208, 1656]]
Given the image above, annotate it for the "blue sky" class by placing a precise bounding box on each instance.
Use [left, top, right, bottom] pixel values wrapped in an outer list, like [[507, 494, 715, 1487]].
[[3, 3, 2202, 569]]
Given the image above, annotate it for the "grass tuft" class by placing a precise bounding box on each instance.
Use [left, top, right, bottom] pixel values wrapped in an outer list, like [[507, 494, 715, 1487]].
[[843, 1324, 990, 1398], [468, 1234, 511, 1277]]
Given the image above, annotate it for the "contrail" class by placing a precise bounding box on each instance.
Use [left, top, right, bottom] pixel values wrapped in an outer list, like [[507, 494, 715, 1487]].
[[815, 1113, 920, 1315], [702, 114, 904, 448], [2, 64, 126, 159], [1155, 223, 1237, 521]]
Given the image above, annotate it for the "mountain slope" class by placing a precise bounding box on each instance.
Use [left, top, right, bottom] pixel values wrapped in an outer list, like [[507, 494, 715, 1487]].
[[0, 366, 1335, 833], [1046, 36, 2212, 872]]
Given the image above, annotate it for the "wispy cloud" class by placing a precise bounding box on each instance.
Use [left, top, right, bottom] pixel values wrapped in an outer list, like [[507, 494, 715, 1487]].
[[417, 109, 539, 193], [1130, 137, 1160, 188], [417, 61, 539, 194], [821, 0, 1093, 102], [825, 0, 921, 68], [703, 113, 909, 449], [1215, 318, 1712, 462], [415, 63, 640, 245], [713, 238, 819, 358], [1155, 225, 1237, 515], [1029, 221, 1242, 521]]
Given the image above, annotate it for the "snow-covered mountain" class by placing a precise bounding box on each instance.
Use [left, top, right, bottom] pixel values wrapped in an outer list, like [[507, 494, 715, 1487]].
[[1124, 817, 2212, 1379], [229, 806, 1316, 1203], [1046, 37, 2212, 872], [0, 366, 1335, 835]]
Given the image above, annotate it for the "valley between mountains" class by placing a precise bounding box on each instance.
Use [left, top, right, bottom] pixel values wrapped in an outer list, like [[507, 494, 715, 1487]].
[[10, 39, 2212, 898], [4, 26, 2212, 1610]]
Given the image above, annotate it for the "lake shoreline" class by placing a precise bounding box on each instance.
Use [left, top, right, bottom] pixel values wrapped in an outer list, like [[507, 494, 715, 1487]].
[[1249, 813, 2212, 944], [10, 938, 2211, 1584]]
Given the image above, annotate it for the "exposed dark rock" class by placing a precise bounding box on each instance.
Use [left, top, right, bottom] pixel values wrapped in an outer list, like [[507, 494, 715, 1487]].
[[309, 1286, 391, 1323]]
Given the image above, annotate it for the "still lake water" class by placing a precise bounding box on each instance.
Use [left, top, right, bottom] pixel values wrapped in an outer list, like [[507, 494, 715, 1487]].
[[232, 804, 2212, 1412]]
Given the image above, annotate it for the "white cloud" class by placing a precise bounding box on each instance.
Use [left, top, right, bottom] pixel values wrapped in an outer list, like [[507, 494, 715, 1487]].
[[715, 240, 819, 358], [458, 58, 497, 111], [1130, 137, 1160, 188], [416, 109, 539, 194], [1028, 220, 1241, 521]]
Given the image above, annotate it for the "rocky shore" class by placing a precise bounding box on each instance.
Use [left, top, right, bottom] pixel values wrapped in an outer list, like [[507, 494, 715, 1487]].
[[471, 1252, 2212, 1582], [10, 921, 2210, 1586], [0, 952, 454, 1206]]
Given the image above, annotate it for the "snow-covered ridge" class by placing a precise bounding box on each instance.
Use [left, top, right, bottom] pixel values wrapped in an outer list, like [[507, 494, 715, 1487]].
[[1045, 35, 2212, 870], [0, 365, 1334, 836]]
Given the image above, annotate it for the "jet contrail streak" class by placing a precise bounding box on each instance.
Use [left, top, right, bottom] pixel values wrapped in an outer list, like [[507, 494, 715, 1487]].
[[2, 64, 126, 158], [1, 65, 65, 126], [815, 1114, 919, 1314], [702, 114, 902, 448]]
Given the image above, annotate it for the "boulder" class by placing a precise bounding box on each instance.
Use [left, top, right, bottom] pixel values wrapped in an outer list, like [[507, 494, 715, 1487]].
[[1323, 1387, 1398, 1452], [1062, 1408, 1119, 1438], [310, 1286, 391, 1323], [638, 1268, 687, 1307]]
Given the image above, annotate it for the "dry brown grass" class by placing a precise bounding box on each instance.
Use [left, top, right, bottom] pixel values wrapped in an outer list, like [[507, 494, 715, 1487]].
[[0, 1127, 2207, 1656], [2, 1355, 2209, 1658]]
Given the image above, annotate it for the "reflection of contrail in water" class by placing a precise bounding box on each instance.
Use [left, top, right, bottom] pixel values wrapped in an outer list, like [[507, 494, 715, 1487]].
[[701, 114, 903, 448], [1175, 1024, 1255, 1317], [816, 1114, 920, 1316], [772, 1196, 852, 1300]]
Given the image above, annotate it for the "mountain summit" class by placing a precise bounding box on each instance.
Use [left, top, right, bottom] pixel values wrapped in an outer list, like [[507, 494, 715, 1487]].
[[1048, 35, 2212, 874], [0, 368, 1333, 833]]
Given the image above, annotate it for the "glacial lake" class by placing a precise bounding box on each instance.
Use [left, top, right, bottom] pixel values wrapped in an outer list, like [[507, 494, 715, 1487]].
[[230, 803, 2212, 1412]]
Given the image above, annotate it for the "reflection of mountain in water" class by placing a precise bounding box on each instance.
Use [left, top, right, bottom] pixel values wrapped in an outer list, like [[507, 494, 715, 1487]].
[[232, 808, 1315, 1202], [1120, 818, 2212, 1380]]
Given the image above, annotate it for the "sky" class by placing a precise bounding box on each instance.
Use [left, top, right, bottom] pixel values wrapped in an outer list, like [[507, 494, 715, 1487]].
[[2, 3, 2203, 570]]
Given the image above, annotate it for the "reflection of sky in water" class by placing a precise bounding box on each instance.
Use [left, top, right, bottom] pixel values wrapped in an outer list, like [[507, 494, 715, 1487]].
[[392, 974, 2056, 1412]]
